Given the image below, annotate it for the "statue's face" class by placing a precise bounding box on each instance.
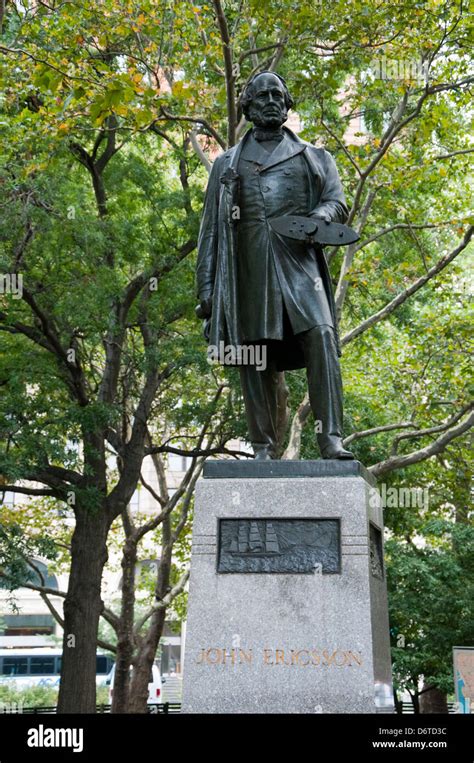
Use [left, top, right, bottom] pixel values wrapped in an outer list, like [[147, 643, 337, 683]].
[[246, 74, 289, 128]]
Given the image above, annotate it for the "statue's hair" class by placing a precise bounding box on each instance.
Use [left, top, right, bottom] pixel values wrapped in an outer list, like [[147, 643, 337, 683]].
[[240, 71, 294, 119]]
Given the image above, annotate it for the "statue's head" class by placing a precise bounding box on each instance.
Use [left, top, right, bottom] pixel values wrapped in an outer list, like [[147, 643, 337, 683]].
[[240, 71, 294, 128]]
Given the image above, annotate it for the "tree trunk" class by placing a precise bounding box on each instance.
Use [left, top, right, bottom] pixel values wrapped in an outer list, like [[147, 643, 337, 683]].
[[393, 687, 403, 714], [111, 533, 137, 713], [282, 392, 311, 460], [57, 506, 110, 713], [128, 606, 167, 713], [409, 689, 420, 714], [128, 515, 172, 713], [419, 683, 449, 713], [276, 372, 290, 457]]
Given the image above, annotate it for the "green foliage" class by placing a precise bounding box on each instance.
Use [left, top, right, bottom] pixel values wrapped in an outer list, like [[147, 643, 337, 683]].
[[0, 683, 59, 709], [0, 683, 110, 709], [387, 520, 474, 696], [0, 520, 59, 593]]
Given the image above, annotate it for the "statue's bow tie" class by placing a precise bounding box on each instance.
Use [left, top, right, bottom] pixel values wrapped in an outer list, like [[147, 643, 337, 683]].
[[253, 129, 284, 142]]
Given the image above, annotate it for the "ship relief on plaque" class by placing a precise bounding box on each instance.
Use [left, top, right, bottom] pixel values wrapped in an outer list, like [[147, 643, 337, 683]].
[[217, 518, 341, 574]]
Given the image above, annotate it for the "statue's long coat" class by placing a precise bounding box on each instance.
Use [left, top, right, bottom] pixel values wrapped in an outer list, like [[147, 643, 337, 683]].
[[196, 127, 348, 370]]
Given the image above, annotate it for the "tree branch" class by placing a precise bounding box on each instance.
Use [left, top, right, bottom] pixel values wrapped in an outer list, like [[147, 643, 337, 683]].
[[352, 221, 458, 253], [389, 403, 473, 455], [341, 225, 474, 347], [0, 486, 57, 497], [139, 471, 166, 509], [18, 287, 89, 405], [95, 114, 119, 174], [432, 148, 474, 161], [370, 409, 474, 478], [321, 120, 362, 176], [0, 45, 96, 84], [157, 109, 226, 150], [343, 422, 417, 446], [145, 443, 249, 459], [335, 186, 379, 317], [134, 569, 189, 632], [238, 42, 283, 64], [189, 129, 212, 173], [212, 0, 237, 146]]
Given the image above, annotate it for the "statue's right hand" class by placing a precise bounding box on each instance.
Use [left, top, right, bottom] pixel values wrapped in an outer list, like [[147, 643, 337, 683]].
[[195, 294, 213, 319]]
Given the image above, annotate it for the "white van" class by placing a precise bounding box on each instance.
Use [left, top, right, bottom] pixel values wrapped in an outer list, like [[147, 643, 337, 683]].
[[107, 663, 163, 705]]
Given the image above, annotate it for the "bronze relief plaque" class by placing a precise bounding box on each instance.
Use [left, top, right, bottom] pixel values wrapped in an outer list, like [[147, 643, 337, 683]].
[[217, 518, 340, 574]]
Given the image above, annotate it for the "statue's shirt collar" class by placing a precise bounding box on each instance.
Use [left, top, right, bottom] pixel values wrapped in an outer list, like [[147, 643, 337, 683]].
[[239, 130, 306, 171]]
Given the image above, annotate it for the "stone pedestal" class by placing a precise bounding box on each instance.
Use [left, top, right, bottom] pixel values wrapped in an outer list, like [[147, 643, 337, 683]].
[[182, 460, 394, 714]]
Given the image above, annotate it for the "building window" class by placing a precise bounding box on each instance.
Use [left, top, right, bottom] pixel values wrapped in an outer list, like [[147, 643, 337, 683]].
[[0, 560, 58, 592], [1, 614, 56, 636], [168, 453, 189, 472], [160, 644, 182, 675], [129, 489, 140, 511]]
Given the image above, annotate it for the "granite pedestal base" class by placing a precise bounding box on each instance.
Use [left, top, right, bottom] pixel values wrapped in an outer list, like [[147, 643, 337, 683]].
[[182, 460, 394, 714]]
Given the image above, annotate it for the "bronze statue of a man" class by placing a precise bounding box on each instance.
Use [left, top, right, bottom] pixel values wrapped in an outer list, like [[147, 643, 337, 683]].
[[196, 71, 354, 461]]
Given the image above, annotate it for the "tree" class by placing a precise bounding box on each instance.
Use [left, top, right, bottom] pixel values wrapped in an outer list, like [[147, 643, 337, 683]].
[[0, 15, 241, 705], [387, 519, 474, 713], [1, 0, 472, 712]]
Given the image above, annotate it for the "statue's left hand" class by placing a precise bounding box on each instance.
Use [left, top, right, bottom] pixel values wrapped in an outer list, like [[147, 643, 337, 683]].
[[309, 210, 332, 223]]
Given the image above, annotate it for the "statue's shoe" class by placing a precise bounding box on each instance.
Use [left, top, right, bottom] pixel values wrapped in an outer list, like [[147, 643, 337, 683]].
[[320, 444, 355, 460], [253, 446, 275, 461]]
